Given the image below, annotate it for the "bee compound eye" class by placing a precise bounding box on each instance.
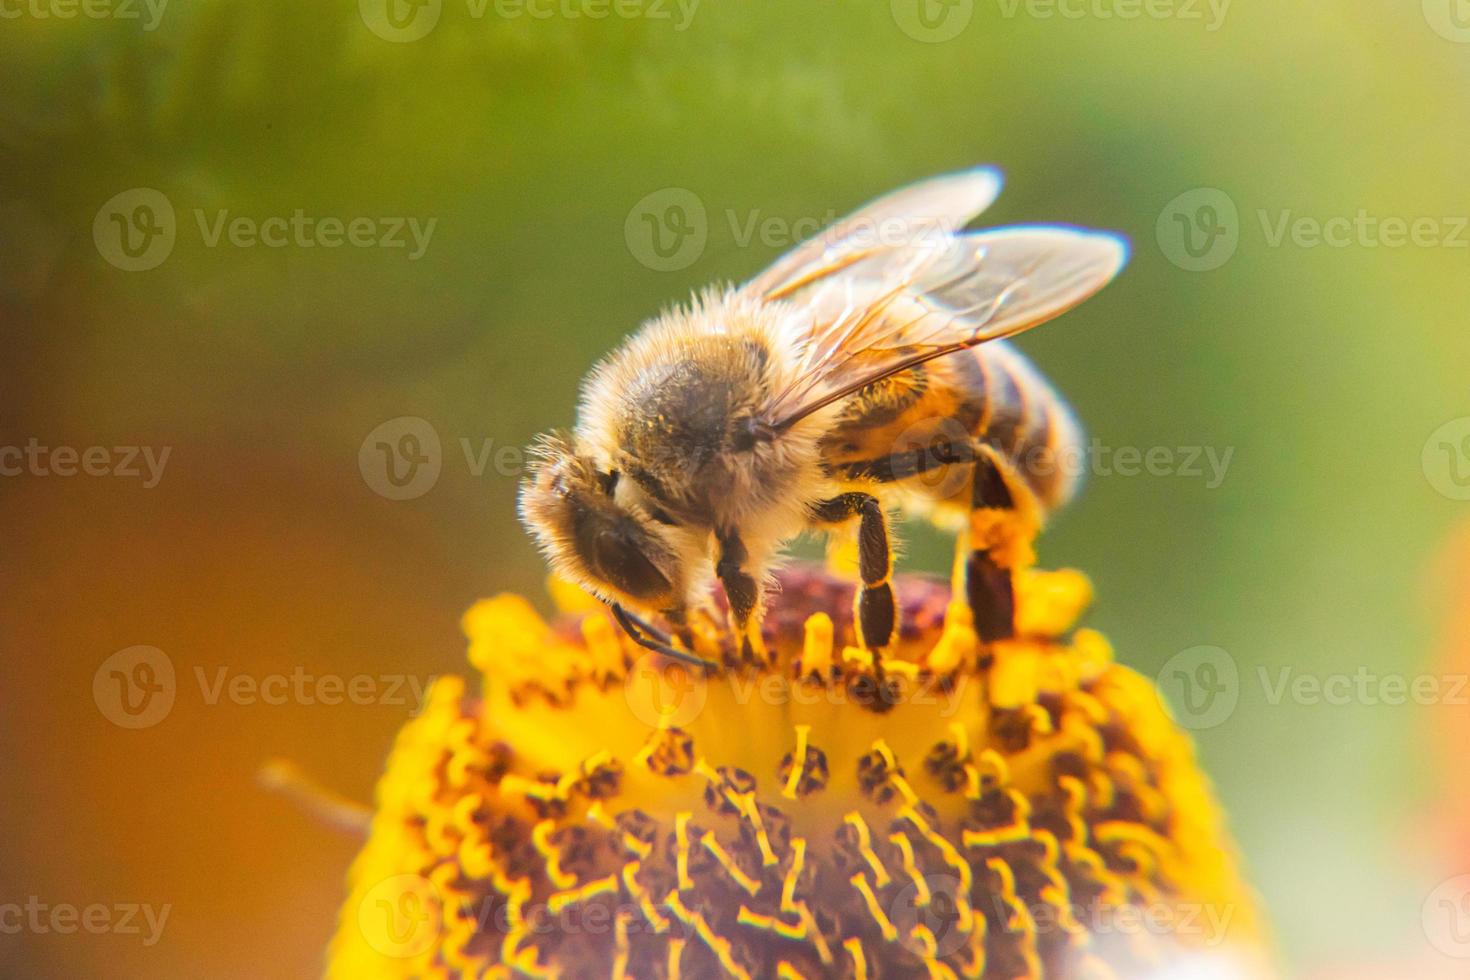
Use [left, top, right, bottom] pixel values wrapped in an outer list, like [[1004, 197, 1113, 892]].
[[590, 529, 672, 603]]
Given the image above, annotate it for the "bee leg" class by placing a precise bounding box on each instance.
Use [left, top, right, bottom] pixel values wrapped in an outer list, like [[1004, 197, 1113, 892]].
[[812, 493, 897, 650], [964, 444, 1039, 643], [609, 603, 715, 670], [715, 529, 766, 663]]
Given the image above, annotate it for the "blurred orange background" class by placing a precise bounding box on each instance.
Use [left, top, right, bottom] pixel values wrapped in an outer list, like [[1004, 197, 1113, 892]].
[[5, 1, 1470, 977]]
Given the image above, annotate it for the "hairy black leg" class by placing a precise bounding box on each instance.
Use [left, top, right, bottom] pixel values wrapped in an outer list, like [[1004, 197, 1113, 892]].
[[834, 440, 977, 484], [811, 492, 897, 650], [609, 602, 715, 669], [715, 529, 764, 661], [966, 445, 1019, 643]]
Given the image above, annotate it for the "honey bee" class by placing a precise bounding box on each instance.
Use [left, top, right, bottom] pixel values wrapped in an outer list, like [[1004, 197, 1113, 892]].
[[520, 168, 1127, 666]]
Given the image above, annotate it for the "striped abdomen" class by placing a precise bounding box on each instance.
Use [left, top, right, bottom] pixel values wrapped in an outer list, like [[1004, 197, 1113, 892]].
[[820, 338, 1084, 518]]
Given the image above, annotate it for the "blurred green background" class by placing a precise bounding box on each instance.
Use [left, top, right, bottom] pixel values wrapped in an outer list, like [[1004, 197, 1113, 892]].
[[4, 1, 1470, 976]]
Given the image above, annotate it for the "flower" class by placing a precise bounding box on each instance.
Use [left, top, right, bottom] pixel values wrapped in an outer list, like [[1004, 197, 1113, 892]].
[[327, 563, 1271, 979]]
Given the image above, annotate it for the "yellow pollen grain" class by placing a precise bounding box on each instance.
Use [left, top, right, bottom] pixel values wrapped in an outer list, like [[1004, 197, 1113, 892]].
[[732, 793, 779, 867], [842, 645, 874, 670], [548, 876, 616, 915], [532, 819, 577, 889], [585, 801, 616, 831], [1038, 883, 1086, 941], [870, 739, 897, 770], [905, 925, 938, 960], [780, 838, 807, 913], [963, 764, 981, 798], [947, 721, 970, 760], [621, 861, 670, 933], [458, 836, 495, 881], [888, 772, 920, 807], [666, 892, 751, 980], [737, 906, 808, 941], [1014, 567, 1093, 637], [801, 905, 833, 964], [884, 659, 919, 681], [888, 832, 930, 905], [843, 812, 892, 887], [620, 832, 652, 861], [849, 873, 898, 942], [612, 912, 631, 980], [500, 774, 555, 804], [988, 644, 1040, 708], [901, 806, 974, 929], [800, 613, 834, 675], [1022, 702, 1054, 735], [674, 812, 693, 891], [926, 619, 976, 674], [701, 832, 762, 896], [963, 818, 1033, 849], [975, 748, 1010, 786], [782, 724, 811, 800], [844, 938, 869, 980]]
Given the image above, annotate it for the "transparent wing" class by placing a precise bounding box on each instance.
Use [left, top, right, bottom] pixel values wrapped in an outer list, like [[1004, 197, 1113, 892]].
[[743, 167, 1004, 301], [757, 225, 1129, 430]]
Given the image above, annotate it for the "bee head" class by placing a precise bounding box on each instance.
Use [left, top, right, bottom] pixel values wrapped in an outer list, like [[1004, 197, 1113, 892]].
[[518, 431, 679, 609]]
